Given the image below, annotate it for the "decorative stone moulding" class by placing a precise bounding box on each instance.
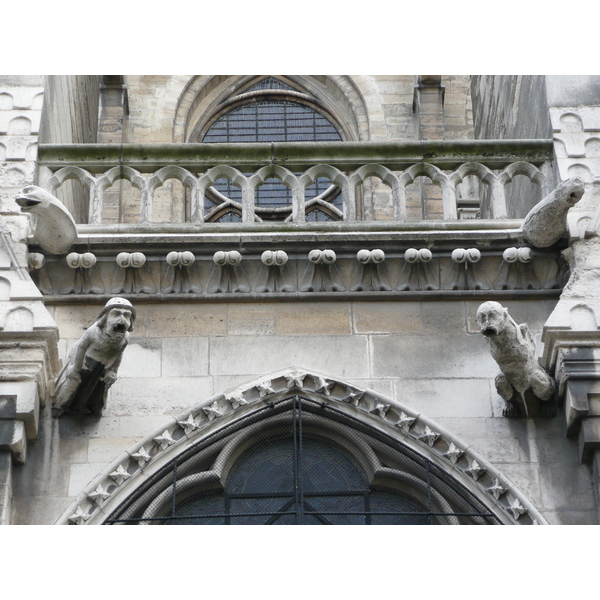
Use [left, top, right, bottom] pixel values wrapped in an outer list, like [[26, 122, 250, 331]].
[[30, 242, 564, 300], [476, 301, 556, 418], [56, 367, 547, 526], [27, 251, 53, 295], [398, 248, 438, 291], [255, 250, 293, 293], [112, 252, 156, 294], [300, 249, 345, 292], [162, 251, 201, 294], [208, 250, 250, 293], [444, 247, 489, 290], [61, 252, 103, 294], [351, 249, 391, 291], [494, 247, 546, 290]]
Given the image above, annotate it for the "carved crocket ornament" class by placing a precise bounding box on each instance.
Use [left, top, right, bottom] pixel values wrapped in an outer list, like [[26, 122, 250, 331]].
[[52, 298, 135, 417], [476, 301, 556, 418]]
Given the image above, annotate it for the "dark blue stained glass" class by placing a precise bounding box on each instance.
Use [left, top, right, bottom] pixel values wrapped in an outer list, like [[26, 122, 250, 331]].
[[306, 208, 335, 222], [203, 100, 342, 214], [168, 437, 435, 525], [214, 211, 242, 223]]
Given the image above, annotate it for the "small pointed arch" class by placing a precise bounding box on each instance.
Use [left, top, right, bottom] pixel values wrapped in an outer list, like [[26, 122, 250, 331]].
[[4, 306, 34, 331], [31, 92, 44, 111], [497, 161, 545, 186], [198, 165, 250, 223], [47, 166, 97, 193], [0, 277, 10, 301], [95, 166, 150, 223], [0, 92, 13, 109], [558, 112, 584, 132], [584, 137, 600, 156], [7, 115, 32, 135], [567, 163, 593, 182], [350, 164, 404, 221], [57, 368, 547, 525], [146, 166, 198, 224]]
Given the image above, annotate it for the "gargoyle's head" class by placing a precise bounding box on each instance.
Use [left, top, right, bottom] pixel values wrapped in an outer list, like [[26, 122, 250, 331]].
[[476, 301, 508, 337], [105, 307, 133, 340], [97, 297, 136, 338], [558, 176, 586, 207], [15, 185, 55, 213]]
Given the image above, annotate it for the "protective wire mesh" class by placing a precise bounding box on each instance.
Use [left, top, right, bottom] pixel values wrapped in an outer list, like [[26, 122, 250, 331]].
[[104, 396, 501, 525], [202, 99, 342, 220]]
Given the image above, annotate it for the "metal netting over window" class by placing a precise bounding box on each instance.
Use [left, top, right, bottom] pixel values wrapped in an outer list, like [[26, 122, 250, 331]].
[[202, 98, 343, 221], [203, 101, 342, 144], [245, 77, 297, 92], [103, 396, 502, 525]]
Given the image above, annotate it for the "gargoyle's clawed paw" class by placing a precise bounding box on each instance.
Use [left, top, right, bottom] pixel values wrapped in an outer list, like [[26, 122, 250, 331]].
[[503, 402, 520, 418]]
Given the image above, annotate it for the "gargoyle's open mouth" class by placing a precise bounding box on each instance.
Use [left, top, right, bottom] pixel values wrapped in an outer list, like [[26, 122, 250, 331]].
[[113, 323, 126, 333], [481, 327, 497, 337], [15, 197, 41, 210]]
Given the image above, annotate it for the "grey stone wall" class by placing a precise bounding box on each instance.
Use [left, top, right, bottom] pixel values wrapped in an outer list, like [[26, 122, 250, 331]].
[[470, 76, 554, 218], [10, 297, 596, 524]]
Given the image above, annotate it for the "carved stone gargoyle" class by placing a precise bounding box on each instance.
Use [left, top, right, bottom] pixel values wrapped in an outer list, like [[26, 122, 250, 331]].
[[15, 185, 77, 254], [52, 297, 135, 417], [476, 301, 556, 418]]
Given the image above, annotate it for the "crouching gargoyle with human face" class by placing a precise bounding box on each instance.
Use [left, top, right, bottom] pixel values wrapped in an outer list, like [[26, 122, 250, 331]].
[[476, 301, 556, 418], [52, 298, 135, 417]]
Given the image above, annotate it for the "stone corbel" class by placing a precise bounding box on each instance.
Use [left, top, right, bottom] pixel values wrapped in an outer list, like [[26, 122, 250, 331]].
[[0, 381, 41, 464]]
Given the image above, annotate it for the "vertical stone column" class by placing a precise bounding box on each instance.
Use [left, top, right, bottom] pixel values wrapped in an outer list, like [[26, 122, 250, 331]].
[[540, 79, 600, 521], [98, 76, 129, 144], [414, 75, 445, 140], [0, 452, 11, 525], [0, 76, 62, 523]]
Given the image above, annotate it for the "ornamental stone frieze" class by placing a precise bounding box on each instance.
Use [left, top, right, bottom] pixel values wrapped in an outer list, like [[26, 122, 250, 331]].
[[29, 241, 565, 301]]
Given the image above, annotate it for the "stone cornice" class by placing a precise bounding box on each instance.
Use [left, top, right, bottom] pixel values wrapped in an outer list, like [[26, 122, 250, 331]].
[[38, 140, 554, 171]]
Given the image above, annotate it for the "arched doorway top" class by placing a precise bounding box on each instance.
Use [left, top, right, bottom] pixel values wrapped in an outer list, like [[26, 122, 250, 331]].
[[57, 367, 547, 525]]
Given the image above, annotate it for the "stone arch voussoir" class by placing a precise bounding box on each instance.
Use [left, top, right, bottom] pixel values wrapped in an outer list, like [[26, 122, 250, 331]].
[[56, 367, 547, 525]]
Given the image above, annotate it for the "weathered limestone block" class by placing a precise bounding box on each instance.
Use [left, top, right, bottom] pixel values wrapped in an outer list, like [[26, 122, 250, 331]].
[[476, 301, 556, 418], [52, 298, 135, 417]]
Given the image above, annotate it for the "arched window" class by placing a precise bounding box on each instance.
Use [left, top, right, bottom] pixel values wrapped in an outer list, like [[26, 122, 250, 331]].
[[199, 77, 344, 223], [102, 395, 502, 525]]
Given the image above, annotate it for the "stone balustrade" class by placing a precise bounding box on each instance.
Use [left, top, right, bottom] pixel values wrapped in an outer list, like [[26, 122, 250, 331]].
[[37, 140, 554, 225]]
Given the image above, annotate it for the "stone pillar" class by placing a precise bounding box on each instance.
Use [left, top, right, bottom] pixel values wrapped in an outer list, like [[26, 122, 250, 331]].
[[0, 452, 11, 525], [540, 86, 600, 520], [414, 75, 445, 140], [0, 76, 62, 523], [98, 76, 129, 144]]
